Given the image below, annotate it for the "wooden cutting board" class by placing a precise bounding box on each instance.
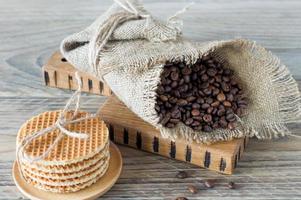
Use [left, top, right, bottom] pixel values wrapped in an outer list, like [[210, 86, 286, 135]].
[[42, 51, 248, 174], [42, 51, 112, 96], [99, 96, 248, 175]]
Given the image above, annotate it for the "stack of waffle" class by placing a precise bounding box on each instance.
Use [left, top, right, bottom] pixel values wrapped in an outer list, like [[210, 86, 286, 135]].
[[16, 110, 110, 193]]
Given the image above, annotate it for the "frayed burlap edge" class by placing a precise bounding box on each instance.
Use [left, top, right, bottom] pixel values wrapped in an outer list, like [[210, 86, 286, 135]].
[[146, 39, 301, 144]]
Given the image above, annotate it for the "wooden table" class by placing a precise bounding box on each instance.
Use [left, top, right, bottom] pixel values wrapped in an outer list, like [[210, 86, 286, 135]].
[[1, 0, 301, 199]]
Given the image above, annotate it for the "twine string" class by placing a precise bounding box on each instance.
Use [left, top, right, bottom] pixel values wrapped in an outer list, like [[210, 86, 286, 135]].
[[16, 72, 97, 179]]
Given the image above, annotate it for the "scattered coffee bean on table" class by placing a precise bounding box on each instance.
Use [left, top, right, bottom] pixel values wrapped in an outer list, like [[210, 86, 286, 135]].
[[204, 179, 215, 188], [175, 197, 188, 200], [227, 181, 235, 189], [187, 185, 198, 194], [155, 55, 248, 132], [176, 171, 188, 179]]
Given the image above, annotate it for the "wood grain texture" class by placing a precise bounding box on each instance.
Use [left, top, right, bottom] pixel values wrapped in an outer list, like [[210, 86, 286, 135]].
[[0, 0, 301, 199], [100, 96, 247, 175]]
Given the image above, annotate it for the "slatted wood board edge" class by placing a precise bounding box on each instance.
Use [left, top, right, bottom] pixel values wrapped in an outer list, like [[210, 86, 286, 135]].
[[100, 96, 248, 175], [42, 51, 112, 96]]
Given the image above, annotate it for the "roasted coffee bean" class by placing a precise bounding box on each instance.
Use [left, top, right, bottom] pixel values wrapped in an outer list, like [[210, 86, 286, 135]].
[[223, 101, 232, 107], [207, 68, 217, 77], [169, 97, 178, 104], [226, 93, 234, 101], [170, 118, 180, 123], [171, 71, 179, 80], [211, 101, 220, 107], [183, 75, 190, 83], [203, 114, 212, 123], [227, 181, 235, 189], [160, 112, 171, 125], [175, 197, 188, 200], [226, 113, 236, 122], [176, 171, 188, 179], [212, 88, 220, 96], [177, 99, 188, 106], [191, 109, 200, 116], [182, 67, 192, 75], [219, 118, 228, 128], [188, 185, 198, 194], [203, 125, 213, 132], [207, 107, 214, 114], [192, 103, 200, 109], [191, 121, 200, 126], [165, 86, 172, 93], [201, 74, 209, 82], [217, 93, 226, 102], [201, 103, 210, 109], [159, 95, 168, 102], [185, 118, 194, 125], [156, 56, 247, 132], [221, 82, 230, 92], [204, 180, 215, 188], [187, 96, 196, 102]]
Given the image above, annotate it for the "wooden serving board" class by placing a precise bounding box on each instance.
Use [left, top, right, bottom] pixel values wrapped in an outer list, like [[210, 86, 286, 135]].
[[100, 96, 248, 175], [42, 51, 112, 96]]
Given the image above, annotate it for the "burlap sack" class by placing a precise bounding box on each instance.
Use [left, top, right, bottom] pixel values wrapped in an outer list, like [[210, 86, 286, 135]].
[[61, 0, 301, 143]]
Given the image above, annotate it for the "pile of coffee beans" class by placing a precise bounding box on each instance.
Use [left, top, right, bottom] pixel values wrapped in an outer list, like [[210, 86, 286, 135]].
[[155, 55, 248, 132]]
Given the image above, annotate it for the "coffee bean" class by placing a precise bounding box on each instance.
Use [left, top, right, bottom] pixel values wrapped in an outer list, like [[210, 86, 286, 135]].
[[159, 95, 168, 102], [203, 114, 212, 123], [204, 180, 215, 188], [217, 93, 226, 102], [183, 75, 190, 83], [177, 99, 188, 106], [203, 125, 213, 132], [227, 181, 235, 189], [191, 109, 200, 116], [175, 197, 188, 200], [192, 103, 200, 109], [185, 118, 194, 125], [226, 113, 235, 121], [221, 82, 230, 92], [207, 107, 214, 114], [201, 74, 209, 82], [182, 67, 192, 75], [223, 101, 232, 107], [176, 171, 188, 179], [188, 185, 198, 194], [157, 86, 164, 94], [219, 118, 228, 128], [187, 96, 196, 102], [165, 86, 172, 93], [226, 93, 234, 101], [191, 121, 200, 126], [212, 88, 220, 96], [201, 103, 210, 110], [207, 68, 217, 77], [160, 112, 171, 125], [171, 71, 179, 80], [211, 101, 220, 107]]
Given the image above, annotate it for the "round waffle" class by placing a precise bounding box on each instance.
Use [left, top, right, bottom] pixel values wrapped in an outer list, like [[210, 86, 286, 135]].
[[23, 155, 109, 180], [22, 144, 109, 173], [23, 157, 109, 187], [15, 110, 113, 194], [17, 110, 109, 166], [13, 142, 122, 199]]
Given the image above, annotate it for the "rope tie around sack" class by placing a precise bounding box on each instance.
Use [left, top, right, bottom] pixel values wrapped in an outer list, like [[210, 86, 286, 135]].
[[16, 72, 98, 179], [88, 0, 194, 79]]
